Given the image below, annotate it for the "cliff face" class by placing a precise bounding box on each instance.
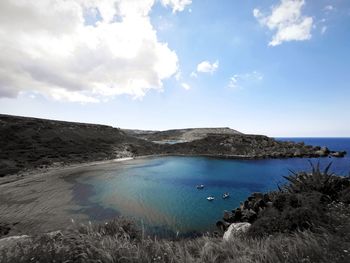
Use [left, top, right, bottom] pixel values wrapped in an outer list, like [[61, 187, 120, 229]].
[[0, 114, 346, 177]]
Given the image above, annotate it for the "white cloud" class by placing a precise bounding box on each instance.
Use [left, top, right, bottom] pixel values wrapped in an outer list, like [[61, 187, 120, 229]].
[[321, 26, 327, 34], [181, 83, 191, 90], [253, 0, 313, 46], [227, 71, 263, 90], [160, 0, 192, 13], [324, 5, 334, 11], [0, 0, 192, 103], [175, 71, 182, 81], [227, 76, 240, 90], [190, 71, 198, 78], [196, 60, 219, 74]]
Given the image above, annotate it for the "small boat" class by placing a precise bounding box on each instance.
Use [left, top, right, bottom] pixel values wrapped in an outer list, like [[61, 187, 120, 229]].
[[222, 192, 230, 199], [207, 196, 215, 201], [196, 184, 204, 189]]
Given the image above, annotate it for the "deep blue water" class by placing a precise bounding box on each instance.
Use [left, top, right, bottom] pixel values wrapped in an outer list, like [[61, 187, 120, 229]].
[[72, 138, 350, 237]]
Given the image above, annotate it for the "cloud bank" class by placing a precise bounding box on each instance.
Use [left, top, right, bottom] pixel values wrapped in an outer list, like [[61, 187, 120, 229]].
[[254, 0, 313, 46], [0, 0, 191, 103]]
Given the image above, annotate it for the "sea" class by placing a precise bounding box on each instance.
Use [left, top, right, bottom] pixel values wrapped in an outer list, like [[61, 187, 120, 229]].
[[71, 138, 350, 237]]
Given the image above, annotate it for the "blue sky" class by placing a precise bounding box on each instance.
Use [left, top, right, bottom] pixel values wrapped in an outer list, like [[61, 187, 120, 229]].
[[0, 0, 349, 136]]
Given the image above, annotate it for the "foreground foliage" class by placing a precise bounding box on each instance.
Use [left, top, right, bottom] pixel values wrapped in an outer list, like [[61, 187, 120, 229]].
[[248, 162, 350, 237], [0, 218, 349, 263]]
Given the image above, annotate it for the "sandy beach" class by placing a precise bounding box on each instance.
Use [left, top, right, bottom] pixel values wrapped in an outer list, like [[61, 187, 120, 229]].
[[0, 157, 134, 236]]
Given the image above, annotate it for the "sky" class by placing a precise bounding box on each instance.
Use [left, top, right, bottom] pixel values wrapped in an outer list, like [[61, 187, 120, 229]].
[[0, 0, 350, 137]]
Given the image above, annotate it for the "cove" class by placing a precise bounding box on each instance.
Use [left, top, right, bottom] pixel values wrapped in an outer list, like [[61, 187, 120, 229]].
[[70, 147, 350, 237]]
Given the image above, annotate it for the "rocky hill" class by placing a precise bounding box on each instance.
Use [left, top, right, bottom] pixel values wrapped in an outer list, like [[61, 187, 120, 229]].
[[123, 127, 242, 143], [0, 114, 346, 177], [161, 133, 345, 159]]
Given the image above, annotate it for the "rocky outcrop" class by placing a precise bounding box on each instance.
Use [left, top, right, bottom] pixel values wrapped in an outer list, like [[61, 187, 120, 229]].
[[164, 134, 346, 160], [219, 192, 271, 225], [217, 192, 272, 236], [223, 223, 251, 241]]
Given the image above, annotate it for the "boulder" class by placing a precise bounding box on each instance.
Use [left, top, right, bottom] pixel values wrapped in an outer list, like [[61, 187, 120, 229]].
[[223, 222, 251, 241]]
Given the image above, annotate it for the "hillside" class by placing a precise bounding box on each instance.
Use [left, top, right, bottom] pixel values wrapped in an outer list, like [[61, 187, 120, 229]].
[[123, 127, 242, 143], [0, 114, 161, 177], [0, 114, 346, 177]]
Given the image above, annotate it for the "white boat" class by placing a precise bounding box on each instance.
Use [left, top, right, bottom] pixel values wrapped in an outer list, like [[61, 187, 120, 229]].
[[207, 196, 215, 201], [196, 184, 204, 189], [222, 192, 230, 199]]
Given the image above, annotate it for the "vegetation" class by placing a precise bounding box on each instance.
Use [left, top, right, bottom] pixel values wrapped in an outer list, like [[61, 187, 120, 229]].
[[1, 164, 349, 262], [248, 162, 350, 237], [0, 218, 349, 263]]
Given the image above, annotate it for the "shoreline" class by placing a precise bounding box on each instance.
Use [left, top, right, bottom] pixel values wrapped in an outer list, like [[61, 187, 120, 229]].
[[0, 156, 136, 237], [0, 150, 339, 186], [0, 153, 346, 237]]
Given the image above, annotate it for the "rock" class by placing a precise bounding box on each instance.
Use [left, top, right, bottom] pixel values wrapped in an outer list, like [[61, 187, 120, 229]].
[[266, 201, 273, 208], [315, 150, 327, 157], [223, 222, 251, 241], [253, 199, 266, 212], [252, 192, 264, 199], [45, 230, 63, 238], [223, 210, 234, 223], [216, 221, 231, 232], [293, 149, 301, 157], [330, 151, 346, 158], [233, 209, 242, 221], [321, 146, 330, 154], [0, 235, 29, 249], [263, 194, 271, 202], [241, 209, 257, 223]]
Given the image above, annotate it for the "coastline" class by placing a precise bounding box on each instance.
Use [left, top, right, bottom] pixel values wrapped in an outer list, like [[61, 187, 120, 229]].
[[0, 156, 135, 237], [0, 151, 346, 237]]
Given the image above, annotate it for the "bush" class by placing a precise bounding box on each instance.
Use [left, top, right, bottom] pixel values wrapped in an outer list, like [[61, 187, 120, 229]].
[[283, 162, 350, 201], [247, 163, 350, 237]]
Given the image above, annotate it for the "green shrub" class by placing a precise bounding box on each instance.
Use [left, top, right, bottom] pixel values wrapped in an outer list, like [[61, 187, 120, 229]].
[[283, 162, 350, 201]]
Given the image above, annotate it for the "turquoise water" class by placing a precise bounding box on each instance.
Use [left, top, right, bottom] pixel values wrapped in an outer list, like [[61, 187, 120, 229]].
[[72, 138, 350, 237]]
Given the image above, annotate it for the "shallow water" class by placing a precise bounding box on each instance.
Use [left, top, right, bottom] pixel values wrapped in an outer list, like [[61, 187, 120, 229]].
[[72, 138, 350, 237]]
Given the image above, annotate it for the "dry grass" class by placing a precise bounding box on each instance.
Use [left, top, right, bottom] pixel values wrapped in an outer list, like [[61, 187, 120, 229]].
[[0, 218, 349, 263]]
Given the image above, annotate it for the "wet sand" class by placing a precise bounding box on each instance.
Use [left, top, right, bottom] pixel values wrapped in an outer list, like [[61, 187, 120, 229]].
[[0, 158, 134, 236]]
